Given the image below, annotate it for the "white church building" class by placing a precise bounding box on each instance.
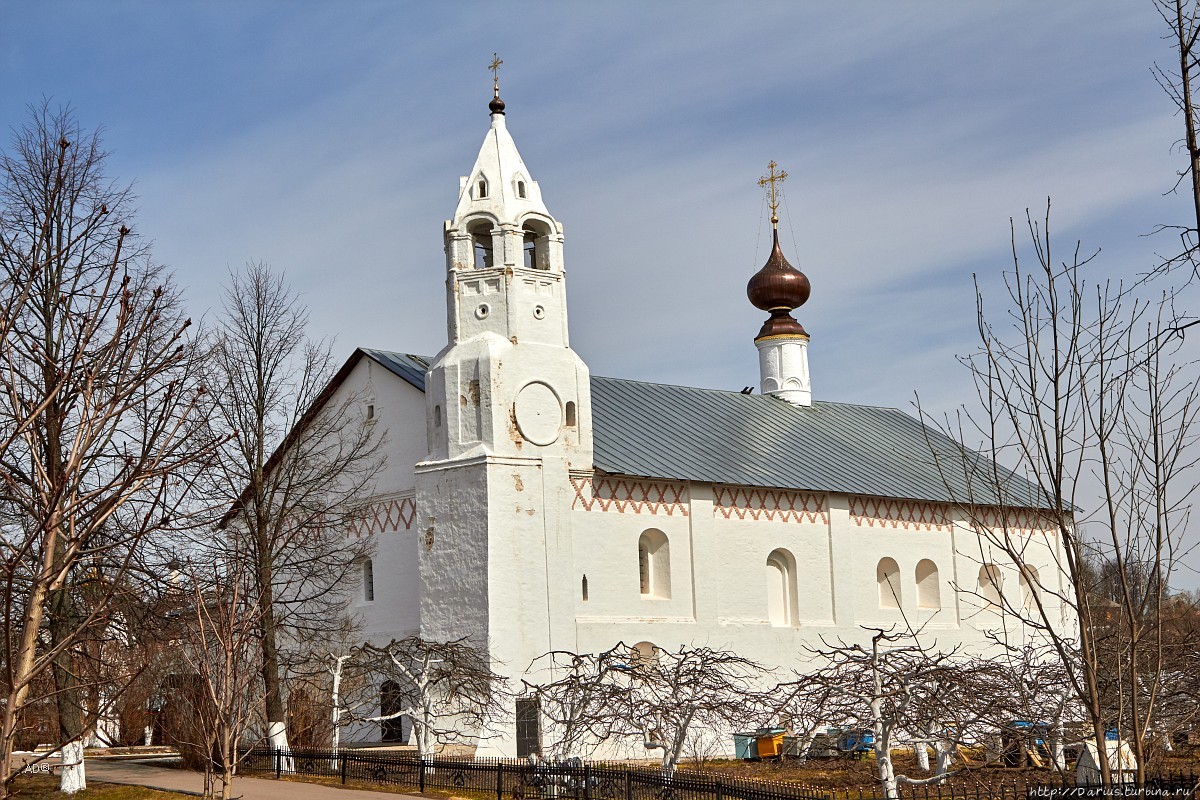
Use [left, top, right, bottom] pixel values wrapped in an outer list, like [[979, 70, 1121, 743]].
[[318, 85, 1067, 756]]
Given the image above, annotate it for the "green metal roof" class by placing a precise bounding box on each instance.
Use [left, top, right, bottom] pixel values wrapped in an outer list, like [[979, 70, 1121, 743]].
[[361, 349, 1043, 507]]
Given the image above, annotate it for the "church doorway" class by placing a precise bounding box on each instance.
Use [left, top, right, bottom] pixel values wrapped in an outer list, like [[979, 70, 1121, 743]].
[[515, 698, 541, 758], [380, 681, 408, 743]]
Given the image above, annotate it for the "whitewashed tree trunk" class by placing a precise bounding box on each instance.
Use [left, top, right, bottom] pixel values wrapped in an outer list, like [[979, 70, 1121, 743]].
[[1051, 717, 1066, 770], [329, 655, 347, 770], [934, 739, 954, 777], [267, 721, 292, 772], [143, 726, 153, 747], [59, 740, 86, 794], [914, 741, 930, 772]]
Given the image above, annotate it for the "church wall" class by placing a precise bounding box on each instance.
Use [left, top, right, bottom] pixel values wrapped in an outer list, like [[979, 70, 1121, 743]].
[[332, 358, 428, 645], [563, 477, 1069, 679]]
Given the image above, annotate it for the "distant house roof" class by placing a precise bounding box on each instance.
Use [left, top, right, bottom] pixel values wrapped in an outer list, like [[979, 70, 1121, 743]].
[[361, 349, 1045, 508]]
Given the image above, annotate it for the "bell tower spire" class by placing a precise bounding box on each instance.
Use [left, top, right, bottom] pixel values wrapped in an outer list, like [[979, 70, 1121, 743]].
[[747, 161, 812, 406], [424, 65, 592, 465]]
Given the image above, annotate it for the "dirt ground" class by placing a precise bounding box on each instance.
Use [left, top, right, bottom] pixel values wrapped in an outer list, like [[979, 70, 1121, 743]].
[[678, 752, 1200, 792]]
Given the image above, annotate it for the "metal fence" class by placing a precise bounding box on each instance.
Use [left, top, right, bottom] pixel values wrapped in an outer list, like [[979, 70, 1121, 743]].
[[238, 749, 1200, 800], [238, 748, 832, 800]]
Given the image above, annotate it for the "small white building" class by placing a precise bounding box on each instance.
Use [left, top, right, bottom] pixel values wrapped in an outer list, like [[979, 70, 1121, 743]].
[[316, 87, 1071, 756]]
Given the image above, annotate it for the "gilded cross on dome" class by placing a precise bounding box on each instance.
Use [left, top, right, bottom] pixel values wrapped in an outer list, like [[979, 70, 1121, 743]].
[[489, 53, 503, 96], [758, 160, 788, 227]]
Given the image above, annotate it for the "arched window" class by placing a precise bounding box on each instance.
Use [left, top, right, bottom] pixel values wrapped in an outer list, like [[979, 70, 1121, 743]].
[[565, 401, 577, 427], [469, 221, 494, 268], [363, 559, 374, 602], [916, 559, 940, 610], [638, 529, 671, 599], [766, 548, 798, 627], [1019, 565, 1040, 612], [581, 574, 589, 602], [978, 564, 1003, 609], [522, 220, 551, 269], [380, 681, 406, 743], [877, 558, 901, 609], [476, 178, 488, 199], [517, 180, 527, 198]]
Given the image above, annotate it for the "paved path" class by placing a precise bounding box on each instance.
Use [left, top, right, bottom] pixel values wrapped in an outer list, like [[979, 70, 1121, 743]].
[[87, 758, 423, 800]]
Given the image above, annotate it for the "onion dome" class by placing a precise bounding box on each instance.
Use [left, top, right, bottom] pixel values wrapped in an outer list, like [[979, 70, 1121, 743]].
[[747, 229, 810, 311], [489, 94, 506, 115], [747, 229, 810, 339]]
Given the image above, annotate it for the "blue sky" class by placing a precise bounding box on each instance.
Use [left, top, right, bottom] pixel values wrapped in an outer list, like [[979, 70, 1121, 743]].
[[1, 3, 1182, 412], [3, 3, 1196, 572]]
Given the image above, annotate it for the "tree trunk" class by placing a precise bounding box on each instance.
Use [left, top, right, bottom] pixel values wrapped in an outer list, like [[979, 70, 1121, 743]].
[[50, 585, 86, 794], [1051, 718, 1066, 770], [255, 528, 291, 770], [934, 739, 954, 777], [914, 741, 930, 772]]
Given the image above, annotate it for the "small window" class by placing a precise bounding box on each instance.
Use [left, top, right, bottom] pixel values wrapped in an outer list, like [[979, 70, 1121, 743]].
[[517, 181, 527, 198], [979, 564, 1003, 609], [877, 557, 901, 609], [581, 574, 589, 602], [916, 559, 940, 610], [363, 559, 375, 602], [434, 404, 442, 427], [638, 529, 671, 599], [366, 403, 375, 421], [477, 180, 488, 199], [565, 401, 576, 427], [766, 549, 798, 627], [1019, 565, 1040, 612]]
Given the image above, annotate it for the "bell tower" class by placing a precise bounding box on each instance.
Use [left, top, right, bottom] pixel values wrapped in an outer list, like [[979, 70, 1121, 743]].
[[424, 59, 592, 465], [417, 65, 589, 755]]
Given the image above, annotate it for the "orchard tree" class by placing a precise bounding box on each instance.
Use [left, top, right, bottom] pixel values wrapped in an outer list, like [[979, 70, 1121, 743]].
[[353, 636, 508, 758]]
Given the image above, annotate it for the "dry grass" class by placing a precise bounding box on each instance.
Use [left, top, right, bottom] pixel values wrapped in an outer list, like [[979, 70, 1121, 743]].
[[9, 774, 194, 800]]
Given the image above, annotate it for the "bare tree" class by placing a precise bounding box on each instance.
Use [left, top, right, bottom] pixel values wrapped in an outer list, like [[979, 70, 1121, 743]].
[[208, 262, 382, 756], [351, 636, 508, 759], [175, 539, 268, 800], [803, 628, 1009, 800], [1154, 0, 1200, 275], [0, 103, 215, 796], [526, 647, 642, 761], [926, 205, 1200, 785], [529, 643, 763, 775]]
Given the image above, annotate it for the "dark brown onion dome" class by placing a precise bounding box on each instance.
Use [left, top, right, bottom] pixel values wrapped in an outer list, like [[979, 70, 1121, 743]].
[[747, 229, 810, 312], [757, 308, 808, 340], [489, 94, 506, 114]]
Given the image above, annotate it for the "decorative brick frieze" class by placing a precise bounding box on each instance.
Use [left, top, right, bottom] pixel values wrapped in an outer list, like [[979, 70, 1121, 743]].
[[972, 506, 1058, 537], [712, 485, 827, 525], [347, 494, 417, 537], [570, 475, 688, 516], [849, 495, 952, 532]]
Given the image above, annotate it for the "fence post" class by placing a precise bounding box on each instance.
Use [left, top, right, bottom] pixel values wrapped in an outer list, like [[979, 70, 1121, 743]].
[[716, 778, 724, 800], [497, 762, 504, 800], [420, 758, 427, 793], [625, 770, 633, 800], [340, 753, 347, 784], [275, 748, 281, 779], [584, 764, 592, 800]]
